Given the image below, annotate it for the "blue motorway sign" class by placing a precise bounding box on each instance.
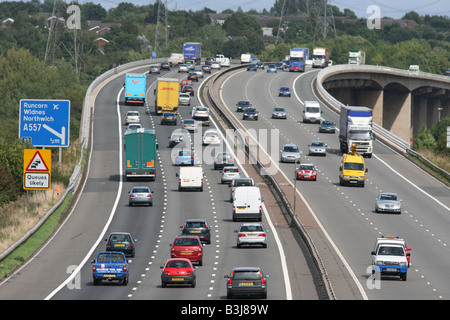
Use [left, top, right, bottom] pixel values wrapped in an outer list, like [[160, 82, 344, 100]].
[[19, 99, 70, 147]]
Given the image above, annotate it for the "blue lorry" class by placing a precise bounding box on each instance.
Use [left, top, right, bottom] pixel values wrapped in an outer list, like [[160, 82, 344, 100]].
[[124, 73, 146, 106], [91, 251, 131, 285], [183, 42, 202, 65]]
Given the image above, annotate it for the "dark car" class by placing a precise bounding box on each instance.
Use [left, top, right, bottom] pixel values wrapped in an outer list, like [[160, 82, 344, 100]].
[[225, 267, 269, 299], [236, 100, 251, 112], [180, 219, 211, 244], [205, 57, 215, 65], [319, 120, 336, 133], [278, 86, 291, 97], [169, 132, 186, 148], [201, 65, 211, 73], [161, 112, 177, 125], [160, 258, 197, 288], [105, 232, 136, 257], [256, 62, 265, 69], [242, 107, 259, 120], [247, 64, 257, 72], [187, 72, 199, 82], [160, 62, 170, 70], [182, 85, 194, 96]]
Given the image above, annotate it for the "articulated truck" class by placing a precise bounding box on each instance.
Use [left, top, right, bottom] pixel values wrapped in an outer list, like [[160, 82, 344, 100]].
[[289, 48, 307, 72], [125, 128, 157, 180], [348, 50, 366, 65], [339, 106, 373, 158], [312, 47, 330, 68]]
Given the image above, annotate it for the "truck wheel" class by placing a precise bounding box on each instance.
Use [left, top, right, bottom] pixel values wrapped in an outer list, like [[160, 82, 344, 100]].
[[123, 277, 128, 285]]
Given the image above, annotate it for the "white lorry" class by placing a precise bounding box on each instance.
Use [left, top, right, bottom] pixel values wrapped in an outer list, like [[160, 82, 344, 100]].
[[312, 47, 330, 68], [232, 186, 263, 222], [240, 53, 251, 64], [176, 167, 204, 191], [348, 50, 366, 65], [168, 53, 184, 67], [371, 236, 411, 281]]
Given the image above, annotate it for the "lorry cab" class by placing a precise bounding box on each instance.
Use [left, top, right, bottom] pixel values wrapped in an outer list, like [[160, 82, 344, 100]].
[[176, 166, 204, 191], [303, 101, 322, 123], [339, 144, 367, 187], [232, 186, 264, 222]]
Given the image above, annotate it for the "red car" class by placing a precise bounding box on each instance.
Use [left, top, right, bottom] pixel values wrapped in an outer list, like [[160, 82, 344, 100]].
[[296, 163, 317, 181], [160, 258, 197, 288], [170, 236, 203, 266]]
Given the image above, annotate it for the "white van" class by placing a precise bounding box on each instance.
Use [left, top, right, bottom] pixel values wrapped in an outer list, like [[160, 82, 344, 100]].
[[177, 167, 203, 191], [232, 186, 263, 222], [302, 101, 322, 123]]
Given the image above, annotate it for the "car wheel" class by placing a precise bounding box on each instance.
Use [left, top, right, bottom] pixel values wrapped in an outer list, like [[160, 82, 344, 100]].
[[161, 281, 167, 288], [191, 279, 196, 288]]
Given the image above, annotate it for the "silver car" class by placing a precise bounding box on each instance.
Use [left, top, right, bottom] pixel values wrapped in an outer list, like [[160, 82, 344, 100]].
[[191, 106, 209, 120], [124, 110, 140, 125], [178, 64, 189, 73], [193, 68, 204, 78], [308, 141, 327, 156], [271, 106, 287, 119], [129, 186, 153, 206], [280, 144, 301, 163], [235, 223, 268, 248], [375, 193, 402, 213], [221, 166, 240, 184], [179, 93, 191, 106]]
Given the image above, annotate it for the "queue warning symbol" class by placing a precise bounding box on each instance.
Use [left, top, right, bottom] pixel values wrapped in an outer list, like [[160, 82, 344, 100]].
[[26, 151, 49, 172]]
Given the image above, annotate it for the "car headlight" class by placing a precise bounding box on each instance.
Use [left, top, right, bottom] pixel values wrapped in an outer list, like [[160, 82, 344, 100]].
[[399, 261, 408, 266]]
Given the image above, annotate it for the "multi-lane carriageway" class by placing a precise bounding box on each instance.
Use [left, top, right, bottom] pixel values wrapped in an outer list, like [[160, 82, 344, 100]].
[[0, 63, 448, 302]]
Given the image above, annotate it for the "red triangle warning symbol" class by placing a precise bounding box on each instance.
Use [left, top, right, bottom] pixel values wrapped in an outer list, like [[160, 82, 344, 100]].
[[26, 151, 49, 171]]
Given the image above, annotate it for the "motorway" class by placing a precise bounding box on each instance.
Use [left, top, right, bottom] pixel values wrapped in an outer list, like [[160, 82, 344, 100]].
[[0, 64, 322, 301], [219, 66, 450, 300], [0, 63, 448, 302]]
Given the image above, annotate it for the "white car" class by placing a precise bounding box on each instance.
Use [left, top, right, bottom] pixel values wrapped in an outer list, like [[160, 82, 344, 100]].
[[179, 93, 191, 106], [124, 111, 140, 125], [211, 61, 221, 69], [178, 64, 189, 73], [203, 129, 221, 145], [191, 106, 209, 120], [193, 69, 204, 78], [125, 123, 142, 134]]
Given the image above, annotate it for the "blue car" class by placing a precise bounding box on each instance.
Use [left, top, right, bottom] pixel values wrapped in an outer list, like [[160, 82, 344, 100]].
[[278, 86, 291, 97], [175, 149, 194, 166], [267, 64, 277, 73]]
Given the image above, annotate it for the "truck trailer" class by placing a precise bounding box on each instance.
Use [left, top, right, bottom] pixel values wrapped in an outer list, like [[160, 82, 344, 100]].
[[125, 128, 157, 180], [183, 42, 202, 65], [124, 73, 146, 105], [155, 78, 179, 115], [339, 106, 373, 158]]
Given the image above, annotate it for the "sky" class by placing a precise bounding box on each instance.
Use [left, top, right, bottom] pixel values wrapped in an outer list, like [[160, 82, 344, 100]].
[[75, 0, 450, 19]]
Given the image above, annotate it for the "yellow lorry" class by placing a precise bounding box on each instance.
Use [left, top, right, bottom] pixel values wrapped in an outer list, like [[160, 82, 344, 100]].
[[154, 78, 179, 115], [339, 144, 367, 187]]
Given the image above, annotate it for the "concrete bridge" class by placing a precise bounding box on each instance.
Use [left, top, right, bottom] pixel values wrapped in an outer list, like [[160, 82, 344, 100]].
[[316, 65, 450, 144]]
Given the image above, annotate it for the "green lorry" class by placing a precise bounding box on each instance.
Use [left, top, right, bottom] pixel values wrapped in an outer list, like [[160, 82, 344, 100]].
[[125, 128, 157, 181]]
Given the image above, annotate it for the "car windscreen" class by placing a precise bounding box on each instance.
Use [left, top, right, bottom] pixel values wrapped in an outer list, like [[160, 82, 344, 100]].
[[343, 162, 364, 171], [233, 271, 261, 280]]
